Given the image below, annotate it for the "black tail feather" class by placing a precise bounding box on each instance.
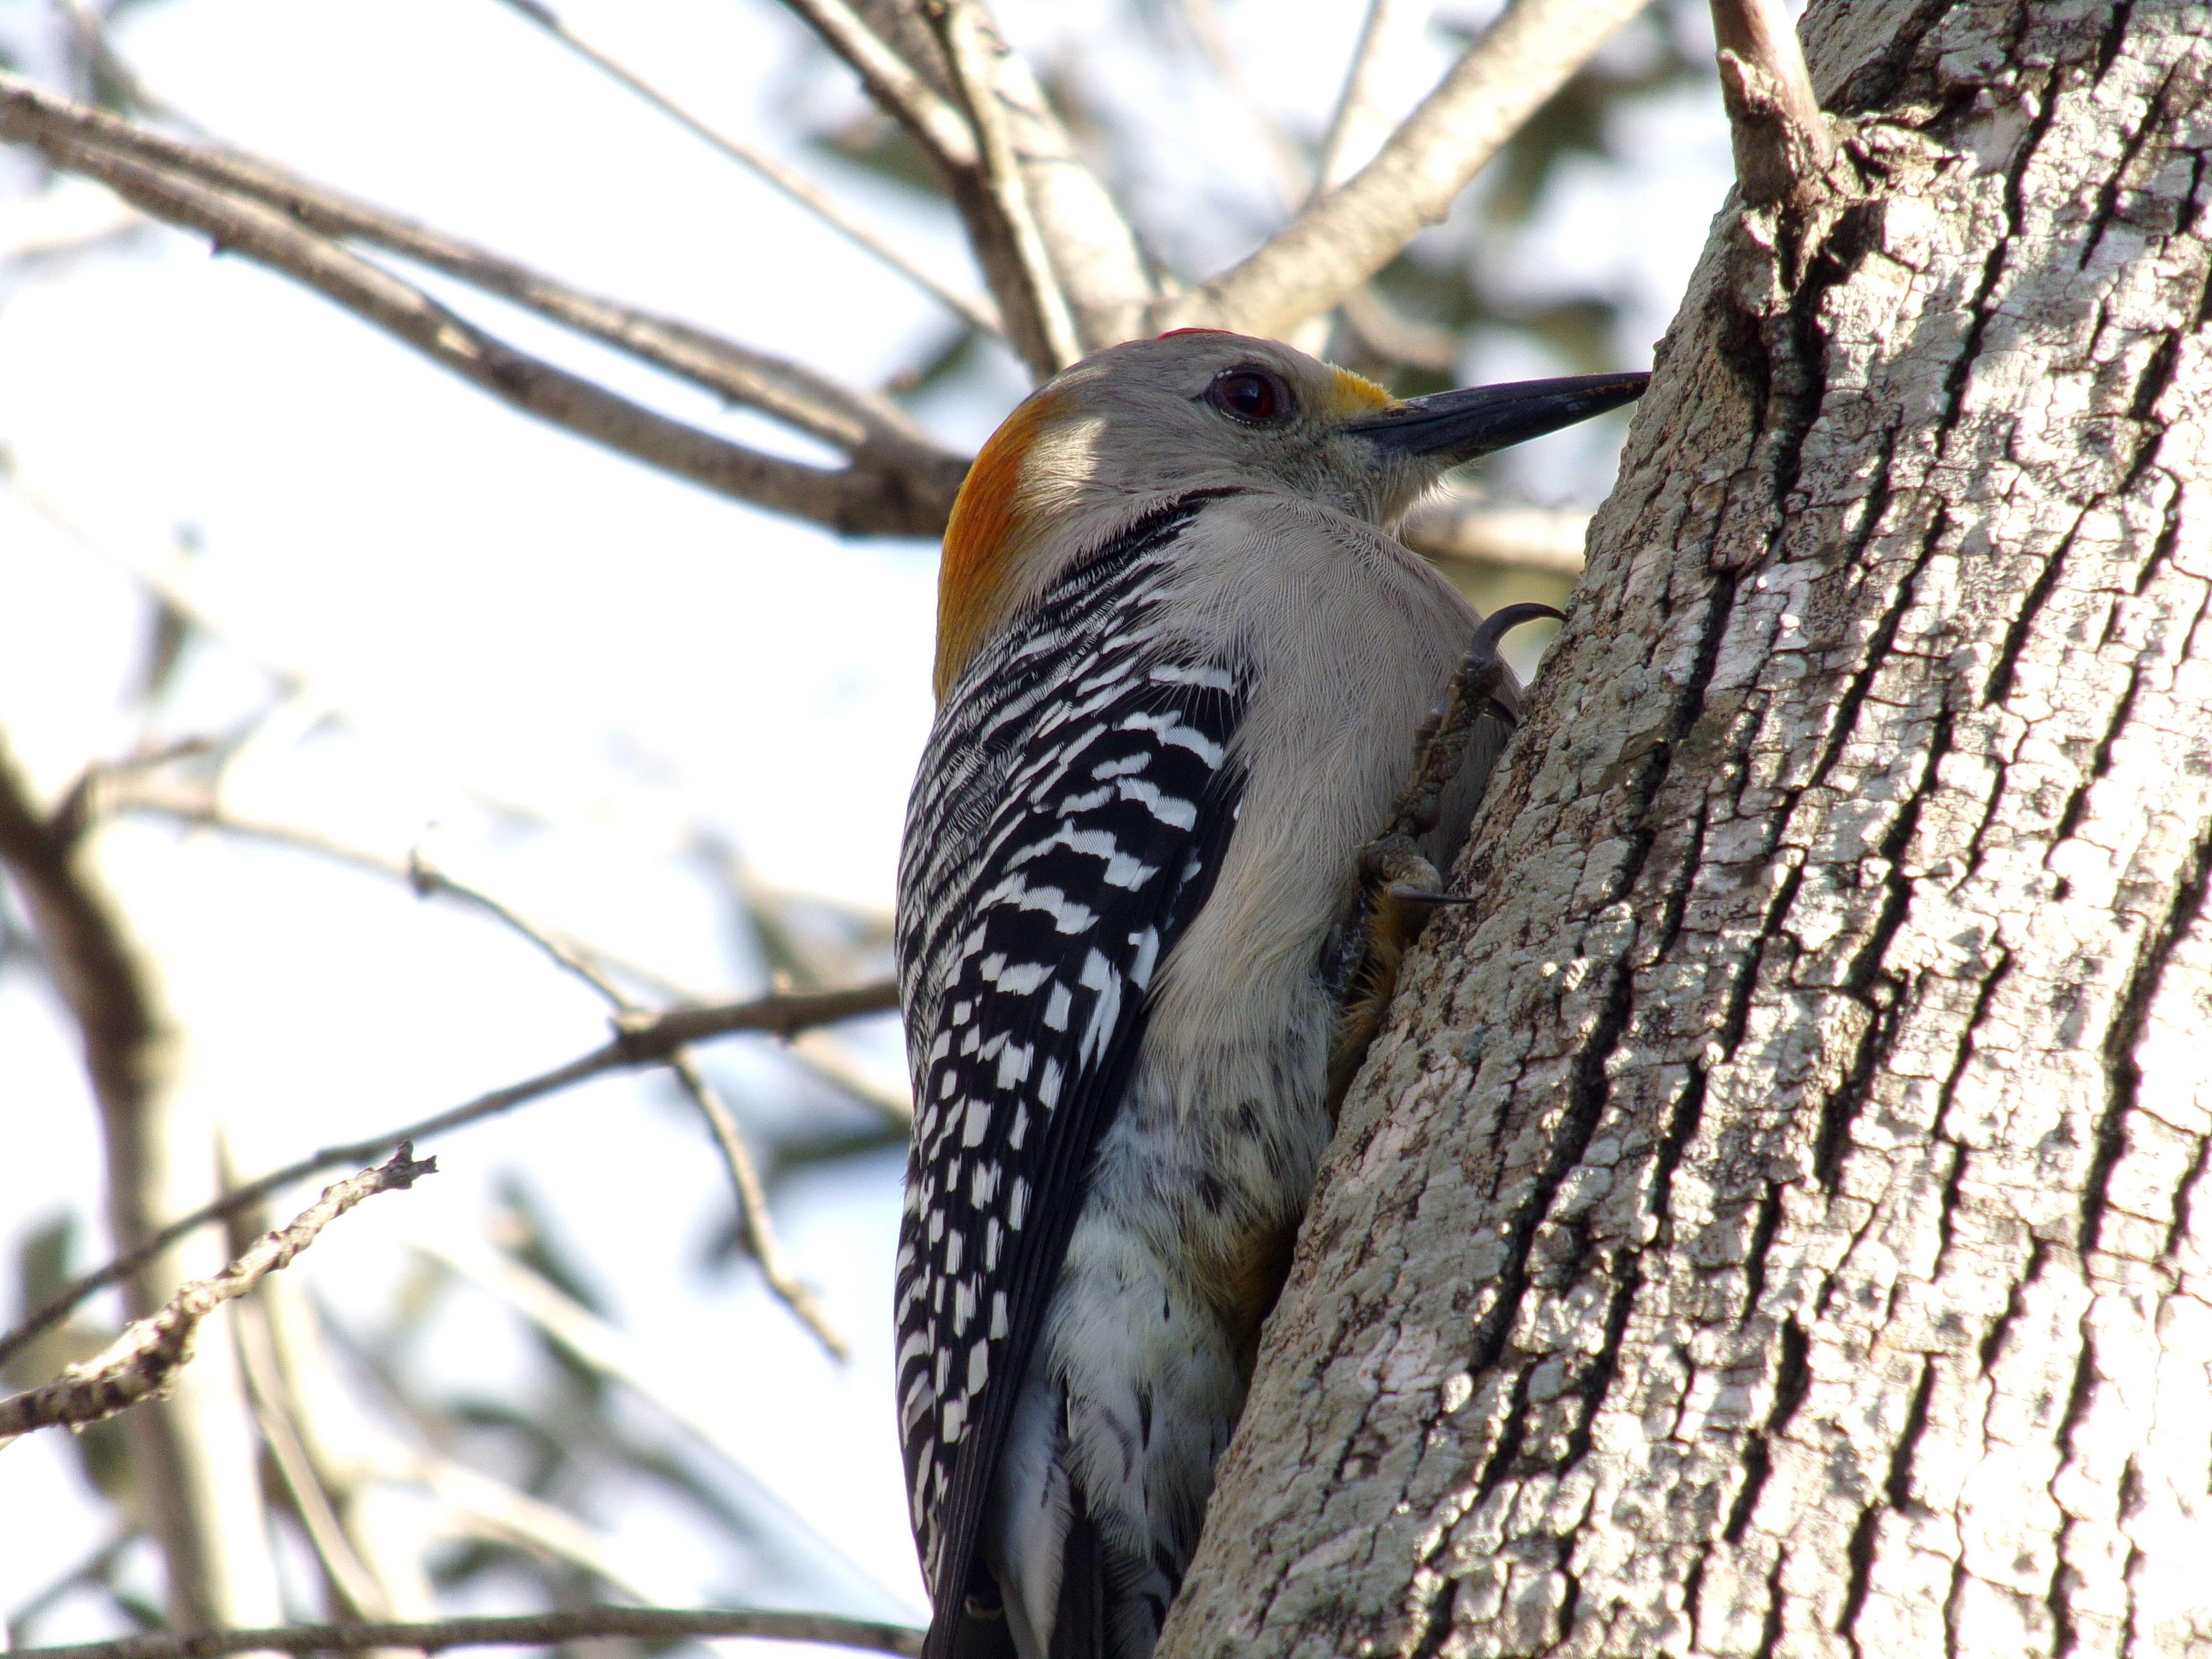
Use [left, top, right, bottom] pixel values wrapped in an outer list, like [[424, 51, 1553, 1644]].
[[1049, 1500, 1106, 1659]]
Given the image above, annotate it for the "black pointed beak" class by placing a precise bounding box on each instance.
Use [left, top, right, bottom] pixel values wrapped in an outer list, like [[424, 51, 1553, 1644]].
[[1346, 372, 1649, 463]]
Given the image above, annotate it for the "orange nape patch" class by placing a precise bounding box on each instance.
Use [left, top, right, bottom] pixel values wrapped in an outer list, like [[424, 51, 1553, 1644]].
[[1157, 326, 1232, 339], [934, 390, 1068, 699]]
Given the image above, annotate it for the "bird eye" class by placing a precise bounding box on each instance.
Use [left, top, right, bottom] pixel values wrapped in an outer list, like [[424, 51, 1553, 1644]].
[[1205, 369, 1292, 425]]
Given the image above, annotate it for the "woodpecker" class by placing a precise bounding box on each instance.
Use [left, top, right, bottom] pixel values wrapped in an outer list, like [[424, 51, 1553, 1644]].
[[894, 329, 1645, 1659]]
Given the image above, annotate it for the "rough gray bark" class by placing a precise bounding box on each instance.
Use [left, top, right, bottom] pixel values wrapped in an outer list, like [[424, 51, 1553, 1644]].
[[1161, 5, 2212, 1657]]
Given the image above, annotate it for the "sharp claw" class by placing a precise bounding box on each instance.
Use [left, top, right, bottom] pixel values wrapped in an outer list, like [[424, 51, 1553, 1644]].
[[1466, 601, 1565, 664]]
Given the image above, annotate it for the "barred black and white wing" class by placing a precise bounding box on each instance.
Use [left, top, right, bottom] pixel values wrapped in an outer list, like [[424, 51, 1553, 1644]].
[[893, 497, 1248, 1642]]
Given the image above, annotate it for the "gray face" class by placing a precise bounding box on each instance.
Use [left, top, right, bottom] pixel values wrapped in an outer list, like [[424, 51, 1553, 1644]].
[[1035, 332, 1647, 528]]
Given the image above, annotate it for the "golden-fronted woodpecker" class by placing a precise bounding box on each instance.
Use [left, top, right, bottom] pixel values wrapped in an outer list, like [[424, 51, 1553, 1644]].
[[894, 329, 1646, 1659]]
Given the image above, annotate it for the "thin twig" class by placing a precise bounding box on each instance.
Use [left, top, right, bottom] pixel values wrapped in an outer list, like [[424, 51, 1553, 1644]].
[[412, 1236, 895, 1606], [405, 846, 628, 1005], [125, 769, 910, 1139], [1151, 0, 1648, 340], [249, 1274, 661, 1607], [396, 846, 847, 1359], [233, 1301, 397, 1620], [0, 982, 899, 1371], [52, 0, 207, 136], [664, 1052, 848, 1359], [97, 772, 695, 1005], [487, 0, 1001, 334], [3, 1607, 925, 1659], [0, 74, 967, 536], [2, 1527, 138, 1646], [0, 1147, 436, 1440], [1709, 0, 1836, 205]]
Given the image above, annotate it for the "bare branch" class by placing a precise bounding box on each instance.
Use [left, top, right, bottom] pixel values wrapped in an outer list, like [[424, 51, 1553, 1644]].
[[664, 1052, 849, 1360], [249, 1273, 655, 1609], [488, 0, 1002, 335], [0, 74, 943, 458], [0, 73, 968, 536], [929, 0, 1083, 373], [232, 1302, 397, 1620], [616, 981, 900, 1051], [402, 845, 630, 1005], [0, 731, 282, 1626], [95, 765, 852, 1355], [1314, 0, 1424, 196], [2, 1528, 139, 1647], [0, 1147, 435, 1440], [0, 729, 165, 1161], [0, 981, 899, 1370], [1400, 496, 1592, 576], [99, 773, 695, 1005], [1709, 0, 1836, 205], [1337, 282, 1457, 371], [3, 1607, 925, 1659], [784, 0, 1154, 361], [780, 0, 981, 173], [1151, 0, 1648, 340], [400, 847, 849, 1359]]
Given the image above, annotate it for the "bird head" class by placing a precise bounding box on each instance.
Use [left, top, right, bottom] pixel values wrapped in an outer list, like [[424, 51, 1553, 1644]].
[[933, 328, 1647, 697]]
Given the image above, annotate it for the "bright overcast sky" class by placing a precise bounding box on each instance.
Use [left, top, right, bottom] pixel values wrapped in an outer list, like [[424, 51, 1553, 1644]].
[[0, 1, 1731, 1648]]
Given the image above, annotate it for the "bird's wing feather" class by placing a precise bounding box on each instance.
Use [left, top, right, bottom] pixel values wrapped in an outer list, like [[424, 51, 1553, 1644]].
[[894, 497, 1248, 1652]]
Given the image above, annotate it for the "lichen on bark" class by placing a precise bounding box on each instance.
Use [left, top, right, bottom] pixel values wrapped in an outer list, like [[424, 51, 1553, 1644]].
[[1160, 5, 2212, 1657]]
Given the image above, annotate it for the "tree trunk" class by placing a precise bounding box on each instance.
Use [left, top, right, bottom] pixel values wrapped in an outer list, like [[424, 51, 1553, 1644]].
[[1161, 5, 2212, 1658]]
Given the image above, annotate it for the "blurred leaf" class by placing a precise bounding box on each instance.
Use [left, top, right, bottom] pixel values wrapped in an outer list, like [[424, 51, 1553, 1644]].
[[811, 108, 946, 198], [490, 1173, 611, 1319]]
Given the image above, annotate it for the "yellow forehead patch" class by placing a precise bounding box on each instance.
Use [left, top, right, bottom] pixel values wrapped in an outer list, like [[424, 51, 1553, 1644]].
[[1317, 365, 1394, 422]]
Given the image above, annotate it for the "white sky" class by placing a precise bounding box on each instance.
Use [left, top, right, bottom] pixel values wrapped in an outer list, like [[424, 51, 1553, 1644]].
[[0, 1, 1731, 1650]]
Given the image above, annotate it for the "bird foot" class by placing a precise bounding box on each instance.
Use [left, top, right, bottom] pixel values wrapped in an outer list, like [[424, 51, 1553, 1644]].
[[1321, 602, 1563, 1115]]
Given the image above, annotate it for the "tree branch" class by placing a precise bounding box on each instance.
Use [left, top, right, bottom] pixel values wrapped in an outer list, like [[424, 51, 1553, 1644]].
[[664, 1050, 848, 1359], [97, 772, 696, 1005], [0, 73, 941, 455], [0, 728, 163, 1156], [779, 0, 980, 174], [1399, 496, 1592, 577], [0, 729, 285, 1627], [926, 0, 1084, 373], [487, 0, 1002, 335], [1708, 0, 1836, 205], [3, 1607, 925, 1659], [0, 73, 969, 536], [230, 1299, 400, 1620], [1150, 0, 1648, 340], [0, 981, 899, 1372], [786, 0, 1154, 363], [0, 1147, 435, 1440], [1313, 0, 1421, 197]]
